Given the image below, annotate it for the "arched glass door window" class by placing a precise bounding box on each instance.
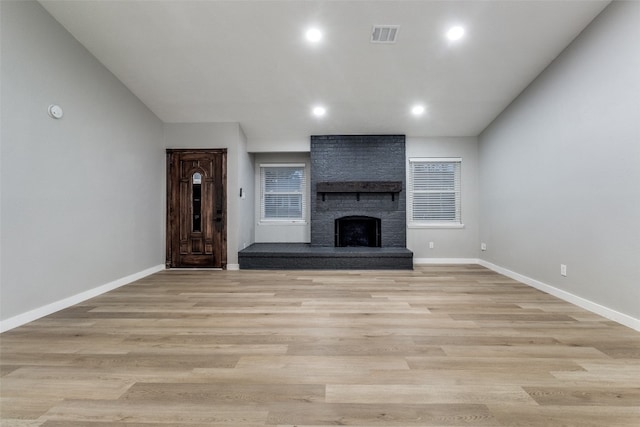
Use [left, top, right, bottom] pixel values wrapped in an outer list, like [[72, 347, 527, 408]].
[[192, 172, 202, 232]]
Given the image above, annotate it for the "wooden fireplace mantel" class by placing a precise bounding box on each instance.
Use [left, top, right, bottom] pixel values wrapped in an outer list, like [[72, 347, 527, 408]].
[[316, 181, 402, 193], [316, 181, 402, 201]]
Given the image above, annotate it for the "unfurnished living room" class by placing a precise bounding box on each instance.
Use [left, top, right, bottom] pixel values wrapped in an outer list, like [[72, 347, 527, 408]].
[[1, 0, 639, 426]]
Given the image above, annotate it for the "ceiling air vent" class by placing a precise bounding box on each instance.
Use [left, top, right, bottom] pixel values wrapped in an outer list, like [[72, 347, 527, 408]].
[[371, 25, 399, 43]]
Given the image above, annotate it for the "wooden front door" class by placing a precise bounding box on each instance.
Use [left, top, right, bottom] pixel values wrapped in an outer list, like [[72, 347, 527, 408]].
[[166, 149, 227, 268]]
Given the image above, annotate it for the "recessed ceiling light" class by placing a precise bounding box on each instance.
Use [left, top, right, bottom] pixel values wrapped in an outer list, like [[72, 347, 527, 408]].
[[446, 26, 465, 41], [411, 105, 425, 116], [305, 28, 323, 43], [312, 106, 326, 117]]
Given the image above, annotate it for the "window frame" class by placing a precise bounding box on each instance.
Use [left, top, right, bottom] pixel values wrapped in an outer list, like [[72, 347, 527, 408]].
[[259, 163, 307, 223], [407, 157, 464, 229]]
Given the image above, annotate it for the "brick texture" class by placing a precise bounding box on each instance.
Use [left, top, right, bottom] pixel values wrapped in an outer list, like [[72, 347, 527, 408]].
[[310, 135, 406, 247]]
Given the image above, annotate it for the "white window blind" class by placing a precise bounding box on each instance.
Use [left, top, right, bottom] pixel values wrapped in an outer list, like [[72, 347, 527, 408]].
[[408, 158, 461, 225], [260, 165, 306, 221]]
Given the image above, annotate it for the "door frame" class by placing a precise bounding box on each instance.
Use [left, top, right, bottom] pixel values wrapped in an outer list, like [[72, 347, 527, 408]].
[[166, 148, 227, 269]]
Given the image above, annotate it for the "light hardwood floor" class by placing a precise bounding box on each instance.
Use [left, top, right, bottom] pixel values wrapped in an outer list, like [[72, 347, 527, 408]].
[[1, 265, 639, 426]]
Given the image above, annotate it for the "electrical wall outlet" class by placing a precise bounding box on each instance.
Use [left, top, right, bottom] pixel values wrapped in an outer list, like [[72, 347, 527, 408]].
[[429, 241, 434, 249], [481, 243, 487, 251], [560, 264, 567, 277]]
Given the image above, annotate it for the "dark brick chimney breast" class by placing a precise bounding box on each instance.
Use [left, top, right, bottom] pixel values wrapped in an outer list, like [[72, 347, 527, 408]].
[[310, 135, 406, 248]]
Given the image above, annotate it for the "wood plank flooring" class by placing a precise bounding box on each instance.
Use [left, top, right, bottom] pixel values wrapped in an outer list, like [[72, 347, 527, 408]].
[[1, 265, 639, 426]]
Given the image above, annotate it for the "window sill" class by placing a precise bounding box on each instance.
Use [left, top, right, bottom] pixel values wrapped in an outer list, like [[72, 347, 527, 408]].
[[408, 223, 465, 229], [259, 220, 308, 225]]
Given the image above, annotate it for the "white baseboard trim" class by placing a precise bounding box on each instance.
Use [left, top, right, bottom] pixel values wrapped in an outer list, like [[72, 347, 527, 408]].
[[478, 260, 640, 332], [226, 263, 240, 271], [0, 264, 165, 333], [414, 258, 480, 265]]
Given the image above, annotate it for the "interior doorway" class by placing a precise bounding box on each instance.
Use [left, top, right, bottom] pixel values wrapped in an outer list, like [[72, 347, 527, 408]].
[[166, 149, 227, 268]]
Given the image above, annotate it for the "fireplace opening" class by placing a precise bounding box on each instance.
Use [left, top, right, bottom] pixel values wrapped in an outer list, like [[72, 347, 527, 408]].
[[335, 216, 381, 247]]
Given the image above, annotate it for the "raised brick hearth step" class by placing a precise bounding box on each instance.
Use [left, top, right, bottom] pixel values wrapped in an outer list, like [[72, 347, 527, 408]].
[[238, 243, 413, 270]]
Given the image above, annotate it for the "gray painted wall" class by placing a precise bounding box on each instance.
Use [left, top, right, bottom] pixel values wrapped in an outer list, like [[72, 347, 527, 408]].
[[406, 137, 480, 260], [249, 137, 310, 153], [236, 127, 256, 253], [251, 137, 481, 255], [253, 153, 311, 244], [479, 1, 640, 319], [1, 1, 165, 321]]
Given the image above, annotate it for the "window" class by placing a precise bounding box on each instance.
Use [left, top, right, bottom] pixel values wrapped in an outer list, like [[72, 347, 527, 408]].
[[408, 158, 462, 227], [260, 164, 306, 221]]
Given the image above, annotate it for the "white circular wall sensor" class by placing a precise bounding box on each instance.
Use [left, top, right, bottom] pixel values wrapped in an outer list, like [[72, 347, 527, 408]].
[[48, 104, 64, 119]]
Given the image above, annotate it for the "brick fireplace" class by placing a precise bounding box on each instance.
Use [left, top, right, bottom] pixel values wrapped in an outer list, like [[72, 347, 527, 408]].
[[310, 134, 407, 248], [239, 135, 413, 269]]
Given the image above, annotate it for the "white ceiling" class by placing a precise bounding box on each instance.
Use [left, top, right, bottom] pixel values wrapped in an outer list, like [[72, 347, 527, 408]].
[[40, 0, 610, 142]]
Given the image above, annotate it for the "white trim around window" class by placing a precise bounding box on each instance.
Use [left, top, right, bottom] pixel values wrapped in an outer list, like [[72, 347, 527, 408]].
[[259, 163, 307, 223], [408, 157, 463, 228]]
